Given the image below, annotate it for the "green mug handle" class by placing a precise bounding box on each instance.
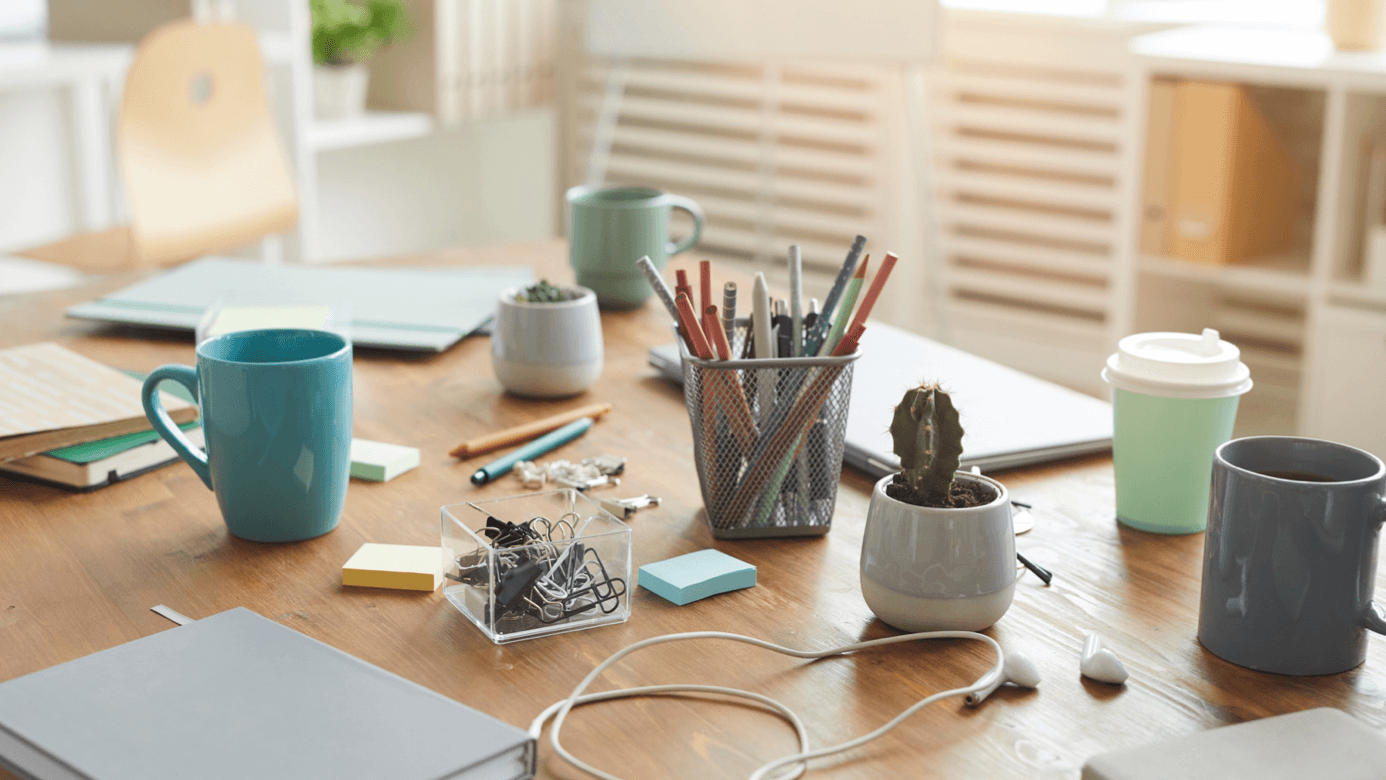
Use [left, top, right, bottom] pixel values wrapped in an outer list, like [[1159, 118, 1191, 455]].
[[666, 195, 704, 256], [141, 365, 212, 490]]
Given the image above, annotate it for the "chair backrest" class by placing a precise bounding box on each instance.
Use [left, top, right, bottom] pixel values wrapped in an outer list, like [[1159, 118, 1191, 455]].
[[585, 0, 937, 64], [118, 19, 296, 266]]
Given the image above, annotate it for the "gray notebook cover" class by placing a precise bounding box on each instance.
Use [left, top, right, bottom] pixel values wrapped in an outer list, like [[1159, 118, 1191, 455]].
[[66, 258, 533, 352], [0, 608, 535, 780], [1083, 708, 1386, 780]]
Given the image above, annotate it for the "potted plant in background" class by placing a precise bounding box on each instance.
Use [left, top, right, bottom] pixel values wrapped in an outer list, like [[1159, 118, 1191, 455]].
[[310, 0, 410, 120], [859, 383, 1017, 631], [491, 280, 604, 398]]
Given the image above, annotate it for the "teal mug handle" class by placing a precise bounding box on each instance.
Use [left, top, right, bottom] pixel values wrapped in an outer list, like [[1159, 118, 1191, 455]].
[[141, 365, 211, 489], [666, 195, 704, 256]]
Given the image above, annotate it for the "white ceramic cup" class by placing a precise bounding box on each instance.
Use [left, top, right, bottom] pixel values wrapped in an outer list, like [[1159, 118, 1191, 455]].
[[859, 472, 1016, 632], [491, 286, 603, 398]]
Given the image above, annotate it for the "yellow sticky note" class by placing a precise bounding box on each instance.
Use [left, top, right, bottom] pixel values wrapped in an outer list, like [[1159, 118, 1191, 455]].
[[342, 543, 445, 592], [207, 305, 332, 336]]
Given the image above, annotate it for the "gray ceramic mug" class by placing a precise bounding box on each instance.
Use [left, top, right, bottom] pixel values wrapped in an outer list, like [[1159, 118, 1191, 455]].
[[1198, 436, 1386, 675]]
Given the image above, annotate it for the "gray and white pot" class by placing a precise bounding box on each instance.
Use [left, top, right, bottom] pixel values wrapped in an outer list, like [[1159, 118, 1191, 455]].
[[491, 286, 603, 398], [859, 471, 1016, 632]]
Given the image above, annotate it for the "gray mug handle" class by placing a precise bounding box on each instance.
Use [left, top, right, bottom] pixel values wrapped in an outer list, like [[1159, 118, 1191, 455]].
[[1364, 496, 1386, 635], [665, 195, 704, 256]]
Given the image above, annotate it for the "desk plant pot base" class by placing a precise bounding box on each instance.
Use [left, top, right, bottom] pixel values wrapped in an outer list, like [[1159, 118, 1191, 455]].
[[859, 472, 1017, 632]]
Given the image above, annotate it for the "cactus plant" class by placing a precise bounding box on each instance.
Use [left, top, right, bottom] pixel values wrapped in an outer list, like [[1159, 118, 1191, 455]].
[[887, 383, 965, 505]]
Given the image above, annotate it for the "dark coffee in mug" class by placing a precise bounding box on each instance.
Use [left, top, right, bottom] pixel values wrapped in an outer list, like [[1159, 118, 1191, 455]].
[[1252, 469, 1338, 482]]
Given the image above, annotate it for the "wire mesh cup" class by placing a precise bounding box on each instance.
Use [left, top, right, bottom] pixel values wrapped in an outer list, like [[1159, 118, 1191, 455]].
[[680, 329, 859, 539]]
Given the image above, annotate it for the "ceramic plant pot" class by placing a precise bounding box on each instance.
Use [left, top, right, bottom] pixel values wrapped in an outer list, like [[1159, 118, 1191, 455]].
[[313, 63, 369, 120], [491, 286, 603, 398], [859, 471, 1016, 632]]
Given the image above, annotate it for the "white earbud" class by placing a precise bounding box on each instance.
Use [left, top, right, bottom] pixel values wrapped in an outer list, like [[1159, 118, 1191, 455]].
[[1080, 633, 1128, 685], [966, 651, 1041, 706]]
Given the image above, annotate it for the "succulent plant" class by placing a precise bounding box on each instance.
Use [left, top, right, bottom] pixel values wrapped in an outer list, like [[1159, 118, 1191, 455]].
[[516, 280, 573, 303], [889, 383, 964, 503]]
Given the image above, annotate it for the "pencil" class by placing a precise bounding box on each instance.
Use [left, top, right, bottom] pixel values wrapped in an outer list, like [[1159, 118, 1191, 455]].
[[675, 293, 714, 359], [449, 402, 613, 458], [699, 260, 712, 318], [636, 255, 680, 323], [704, 305, 733, 360], [822, 255, 869, 356], [844, 252, 898, 338]]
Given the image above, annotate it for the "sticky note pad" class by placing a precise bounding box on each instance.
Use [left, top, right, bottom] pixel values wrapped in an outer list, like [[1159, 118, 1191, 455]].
[[342, 543, 445, 591], [350, 439, 420, 482], [638, 549, 756, 606]]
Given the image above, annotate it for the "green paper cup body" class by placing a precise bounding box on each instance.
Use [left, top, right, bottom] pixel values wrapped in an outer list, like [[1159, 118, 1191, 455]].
[[1104, 329, 1252, 535], [1112, 389, 1240, 534]]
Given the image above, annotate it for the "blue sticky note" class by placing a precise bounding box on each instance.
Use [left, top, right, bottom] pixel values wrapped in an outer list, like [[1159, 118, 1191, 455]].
[[638, 549, 756, 606]]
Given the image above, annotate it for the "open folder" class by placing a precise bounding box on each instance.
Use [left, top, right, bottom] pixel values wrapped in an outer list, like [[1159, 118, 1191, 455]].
[[67, 258, 534, 352]]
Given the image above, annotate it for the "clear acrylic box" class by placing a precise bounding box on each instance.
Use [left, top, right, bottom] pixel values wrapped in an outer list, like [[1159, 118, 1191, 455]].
[[441, 490, 632, 644]]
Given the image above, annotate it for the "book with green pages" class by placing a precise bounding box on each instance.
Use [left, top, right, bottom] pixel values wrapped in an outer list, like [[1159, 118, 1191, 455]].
[[0, 371, 201, 491]]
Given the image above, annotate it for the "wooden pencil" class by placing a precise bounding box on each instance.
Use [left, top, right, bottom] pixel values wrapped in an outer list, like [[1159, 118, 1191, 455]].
[[449, 403, 613, 458]]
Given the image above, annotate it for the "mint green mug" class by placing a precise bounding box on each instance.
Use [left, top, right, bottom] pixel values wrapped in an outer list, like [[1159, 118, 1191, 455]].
[[566, 185, 704, 309]]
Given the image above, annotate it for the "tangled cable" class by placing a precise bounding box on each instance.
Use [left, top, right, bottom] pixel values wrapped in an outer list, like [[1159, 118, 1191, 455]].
[[529, 629, 1039, 780]]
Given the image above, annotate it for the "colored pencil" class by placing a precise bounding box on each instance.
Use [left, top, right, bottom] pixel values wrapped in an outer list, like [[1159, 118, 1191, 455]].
[[844, 252, 898, 338], [675, 293, 714, 360], [822, 254, 869, 356], [448, 403, 613, 458]]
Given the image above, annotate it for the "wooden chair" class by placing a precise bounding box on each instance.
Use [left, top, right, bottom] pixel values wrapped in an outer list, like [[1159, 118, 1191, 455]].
[[23, 18, 297, 272]]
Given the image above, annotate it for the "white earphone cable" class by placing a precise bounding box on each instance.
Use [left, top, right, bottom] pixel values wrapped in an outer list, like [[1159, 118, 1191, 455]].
[[528, 630, 1010, 780]]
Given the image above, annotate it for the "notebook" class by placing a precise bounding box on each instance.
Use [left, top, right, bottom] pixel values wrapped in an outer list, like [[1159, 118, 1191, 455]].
[[1082, 708, 1386, 780], [66, 258, 534, 352], [0, 608, 535, 780], [649, 321, 1113, 476], [0, 425, 203, 491], [0, 343, 197, 463]]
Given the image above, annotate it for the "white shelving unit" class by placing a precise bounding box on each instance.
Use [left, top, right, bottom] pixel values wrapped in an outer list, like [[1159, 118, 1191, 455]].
[[1123, 24, 1386, 450]]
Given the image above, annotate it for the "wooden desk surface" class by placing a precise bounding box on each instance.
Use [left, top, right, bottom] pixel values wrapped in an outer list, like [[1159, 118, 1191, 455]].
[[3, 241, 1385, 779]]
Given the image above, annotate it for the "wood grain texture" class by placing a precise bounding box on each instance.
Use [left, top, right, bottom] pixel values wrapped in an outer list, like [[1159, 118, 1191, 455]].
[[3, 240, 1386, 780]]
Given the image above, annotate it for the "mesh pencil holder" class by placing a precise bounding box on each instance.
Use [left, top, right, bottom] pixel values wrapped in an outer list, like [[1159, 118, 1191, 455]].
[[680, 332, 859, 539]]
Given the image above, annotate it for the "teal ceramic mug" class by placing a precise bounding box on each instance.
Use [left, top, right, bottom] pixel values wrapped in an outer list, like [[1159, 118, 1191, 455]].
[[566, 185, 704, 309], [141, 329, 353, 542]]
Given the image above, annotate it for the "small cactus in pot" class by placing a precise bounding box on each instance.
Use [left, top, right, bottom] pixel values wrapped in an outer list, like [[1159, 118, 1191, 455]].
[[885, 383, 993, 508]]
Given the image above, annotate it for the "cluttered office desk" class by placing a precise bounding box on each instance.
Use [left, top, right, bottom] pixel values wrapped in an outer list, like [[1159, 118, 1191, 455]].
[[2, 240, 1385, 780]]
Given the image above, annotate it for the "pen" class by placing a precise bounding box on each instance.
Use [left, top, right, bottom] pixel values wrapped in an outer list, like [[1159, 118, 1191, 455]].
[[721, 282, 737, 351], [774, 299, 791, 358], [804, 298, 820, 331], [449, 402, 612, 457], [471, 417, 594, 485], [788, 245, 803, 357], [805, 235, 866, 355], [751, 272, 774, 423]]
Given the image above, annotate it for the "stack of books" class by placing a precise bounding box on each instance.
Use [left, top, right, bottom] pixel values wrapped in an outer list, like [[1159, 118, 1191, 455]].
[[0, 343, 199, 491]]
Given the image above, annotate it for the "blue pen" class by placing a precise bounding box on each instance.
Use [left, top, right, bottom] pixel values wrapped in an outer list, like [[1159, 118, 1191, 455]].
[[470, 417, 594, 485]]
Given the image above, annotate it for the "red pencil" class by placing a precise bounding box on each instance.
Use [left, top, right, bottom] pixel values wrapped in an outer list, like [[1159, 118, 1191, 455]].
[[699, 260, 712, 318], [676, 293, 714, 359], [703, 305, 732, 360], [845, 252, 898, 337]]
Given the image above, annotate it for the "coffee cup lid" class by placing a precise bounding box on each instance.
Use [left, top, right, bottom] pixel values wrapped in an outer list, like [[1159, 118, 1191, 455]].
[[1101, 328, 1252, 399]]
